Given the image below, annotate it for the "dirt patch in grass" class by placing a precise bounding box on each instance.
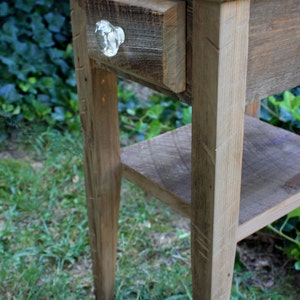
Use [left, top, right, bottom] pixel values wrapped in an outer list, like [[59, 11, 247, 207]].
[[237, 231, 300, 296]]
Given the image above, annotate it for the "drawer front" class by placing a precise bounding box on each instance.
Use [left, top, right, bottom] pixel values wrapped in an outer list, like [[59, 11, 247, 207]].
[[85, 0, 186, 93]]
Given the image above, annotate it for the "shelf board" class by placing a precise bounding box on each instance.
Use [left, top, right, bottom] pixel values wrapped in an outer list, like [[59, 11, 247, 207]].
[[121, 116, 300, 241]]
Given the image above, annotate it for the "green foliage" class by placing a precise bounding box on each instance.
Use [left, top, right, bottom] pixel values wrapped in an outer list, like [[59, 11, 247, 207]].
[[116, 182, 192, 299], [0, 0, 79, 140], [0, 131, 93, 298], [261, 87, 300, 133], [0, 129, 192, 298], [118, 82, 191, 145], [268, 208, 300, 271], [0, 129, 297, 298]]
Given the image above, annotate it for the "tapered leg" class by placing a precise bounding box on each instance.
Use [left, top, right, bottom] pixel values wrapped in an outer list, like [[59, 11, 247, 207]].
[[191, 1, 250, 299], [71, 1, 121, 299]]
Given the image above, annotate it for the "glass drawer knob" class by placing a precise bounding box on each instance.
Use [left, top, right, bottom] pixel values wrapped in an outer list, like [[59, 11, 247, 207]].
[[95, 20, 125, 57]]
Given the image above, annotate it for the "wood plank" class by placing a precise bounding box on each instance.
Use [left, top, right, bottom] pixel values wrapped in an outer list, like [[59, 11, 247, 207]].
[[71, 1, 121, 299], [239, 117, 300, 240], [85, 0, 186, 93], [122, 126, 191, 218], [246, 0, 300, 102], [122, 116, 300, 242], [91, 0, 300, 107], [191, 1, 250, 298]]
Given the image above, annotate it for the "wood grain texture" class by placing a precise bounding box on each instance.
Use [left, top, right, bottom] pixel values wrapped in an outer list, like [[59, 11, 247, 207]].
[[191, 1, 250, 299], [238, 117, 300, 240], [83, 0, 191, 105], [71, 1, 121, 299], [90, 0, 299, 107], [72, 0, 300, 298], [122, 126, 191, 218], [246, 0, 300, 102], [85, 0, 186, 93], [122, 116, 300, 242], [92, 0, 192, 105]]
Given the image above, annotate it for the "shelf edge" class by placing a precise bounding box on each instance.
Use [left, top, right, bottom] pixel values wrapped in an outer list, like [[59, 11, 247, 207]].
[[122, 164, 191, 218]]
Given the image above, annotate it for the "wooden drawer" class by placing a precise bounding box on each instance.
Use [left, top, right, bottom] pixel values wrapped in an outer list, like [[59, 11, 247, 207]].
[[85, 0, 186, 93]]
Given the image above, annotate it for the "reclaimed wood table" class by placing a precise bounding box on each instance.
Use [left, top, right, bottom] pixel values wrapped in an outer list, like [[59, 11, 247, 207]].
[[70, 0, 300, 299]]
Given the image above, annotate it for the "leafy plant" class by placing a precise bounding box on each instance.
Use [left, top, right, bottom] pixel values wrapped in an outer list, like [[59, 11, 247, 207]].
[[0, 0, 79, 140], [268, 208, 300, 271], [261, 87, 300, 133], [118, 81, 191, 145]]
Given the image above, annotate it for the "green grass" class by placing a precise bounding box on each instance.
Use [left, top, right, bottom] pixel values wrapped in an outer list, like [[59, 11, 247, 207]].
[[0, 127, 299, 299], [0, 130, 92, 299]]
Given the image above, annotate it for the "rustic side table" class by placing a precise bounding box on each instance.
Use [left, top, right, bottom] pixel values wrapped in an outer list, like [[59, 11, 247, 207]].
[[70, 0, 300, 299]]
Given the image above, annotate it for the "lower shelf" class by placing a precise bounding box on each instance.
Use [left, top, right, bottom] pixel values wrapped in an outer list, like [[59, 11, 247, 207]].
[[121, 116, 300, 241]]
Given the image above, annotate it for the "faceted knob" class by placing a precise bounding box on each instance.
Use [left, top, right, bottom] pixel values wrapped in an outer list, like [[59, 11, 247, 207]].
[[95, 20, 125, 57]]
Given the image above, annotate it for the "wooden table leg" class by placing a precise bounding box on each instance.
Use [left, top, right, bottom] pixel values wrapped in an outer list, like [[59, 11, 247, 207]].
[[71, 1, 121, 299], [191, 1, 250, 299]]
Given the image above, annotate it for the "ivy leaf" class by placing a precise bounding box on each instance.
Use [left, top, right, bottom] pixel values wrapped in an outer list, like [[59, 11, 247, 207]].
[[0, 2, 10, 16], [52, 107, 66, 121], [30, 14, 54, 48], [45, 12, 65, 33], [66, 74, 77, 87], [32, 100, 51, 117], [41, 77, 55, 89], [15, 0, 34, 13], [0, 0, 78, 135], [55, 59, 70, 74], [2, 20, 19, 42], [12, 41, 28, 57], [283, 90, 296, 109], [48, 48, 64, 60], [182, 106, 192, 124], [0, 84, 22, 104], [36, 0, 54, 8], [279, 107, 293, 123], [146, 104, 164, 120], [136, 121, 148, 134], [0, 55, 15, 70], [147, 120, 162, 138], [12, 105, 21, 116]]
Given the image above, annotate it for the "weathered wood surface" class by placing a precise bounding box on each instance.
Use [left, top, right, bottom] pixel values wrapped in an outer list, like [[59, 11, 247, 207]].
[[191, 1, 250, 298], [122, 116, 300, 242], [72, 0, 300, 298], [247, 0, 300, 102], [239, 117, 300, 240], [71, 0, 121, 299], [87, 0, 300, 106], [122, 126, 191, 218], [85, 0, 186, 93]]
